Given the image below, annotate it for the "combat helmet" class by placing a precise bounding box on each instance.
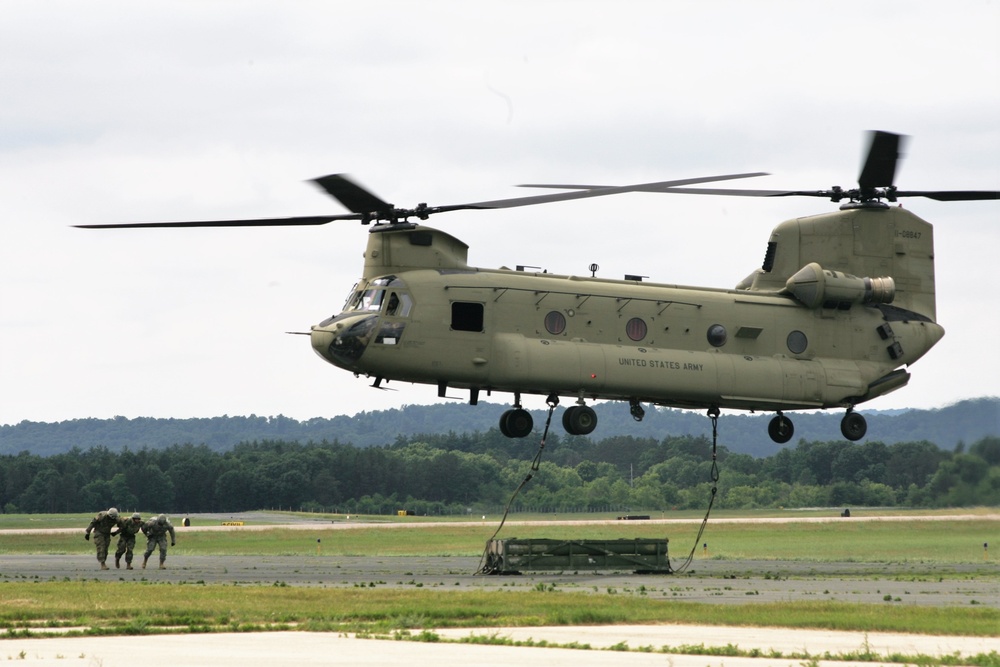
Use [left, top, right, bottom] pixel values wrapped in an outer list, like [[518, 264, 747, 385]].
[[107, 507, 119, 518], [157, 514, 166, 525]]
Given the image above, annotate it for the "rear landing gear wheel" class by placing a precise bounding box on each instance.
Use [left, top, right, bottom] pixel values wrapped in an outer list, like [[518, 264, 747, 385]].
[[840, 410, 867, 441], [499, 408, 533, 438], [768, 413, 794, 444], [562, 405, 597, 436]]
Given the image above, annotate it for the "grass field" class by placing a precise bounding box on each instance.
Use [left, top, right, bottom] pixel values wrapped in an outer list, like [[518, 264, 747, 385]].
[[0, 509, 997, 643], [2, 509, 996, 563]]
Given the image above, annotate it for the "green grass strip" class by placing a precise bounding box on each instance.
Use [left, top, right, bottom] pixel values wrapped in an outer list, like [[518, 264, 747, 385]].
[[0, 582, 997, 637]]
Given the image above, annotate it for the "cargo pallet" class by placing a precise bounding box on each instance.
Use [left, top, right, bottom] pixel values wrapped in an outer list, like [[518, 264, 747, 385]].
[[481, 537, 672, 575]]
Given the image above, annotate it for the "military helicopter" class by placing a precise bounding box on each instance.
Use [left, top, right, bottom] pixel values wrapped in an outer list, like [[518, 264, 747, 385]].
[[79, 132, 997, 444]]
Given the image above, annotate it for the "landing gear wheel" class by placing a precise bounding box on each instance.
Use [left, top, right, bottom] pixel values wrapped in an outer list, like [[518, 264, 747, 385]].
[[768, 414, 794, 444], [562, 405, 597, 435], [499, 408, 533, 438], [499, 410, 512, 437], [840, 411, 867, 441]]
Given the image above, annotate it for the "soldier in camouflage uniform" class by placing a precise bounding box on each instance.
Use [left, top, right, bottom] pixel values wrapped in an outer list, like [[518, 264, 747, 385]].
[[84, 507, 125, 570], [141, 514, 176, 569], [111, 512, 143, 569]]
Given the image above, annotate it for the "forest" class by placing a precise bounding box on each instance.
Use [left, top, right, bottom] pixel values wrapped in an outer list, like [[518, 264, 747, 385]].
[[2, 429, 998, 516], [3, 397, 998, 457]]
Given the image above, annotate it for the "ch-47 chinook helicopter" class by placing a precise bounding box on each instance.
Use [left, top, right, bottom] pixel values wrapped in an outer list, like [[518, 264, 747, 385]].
[[79, 131, 998, 444]]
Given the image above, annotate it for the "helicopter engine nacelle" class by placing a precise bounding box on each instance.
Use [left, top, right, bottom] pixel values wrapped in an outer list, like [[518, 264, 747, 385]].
[[784, 262, 895, 309]]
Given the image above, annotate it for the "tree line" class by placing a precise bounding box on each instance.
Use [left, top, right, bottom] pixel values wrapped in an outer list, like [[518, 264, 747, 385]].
[[3, 397, 997, 457], [2, 431, 998, 515]]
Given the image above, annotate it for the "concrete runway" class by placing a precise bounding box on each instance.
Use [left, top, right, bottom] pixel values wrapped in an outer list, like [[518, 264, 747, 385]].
[[3, 627, 998, 667]]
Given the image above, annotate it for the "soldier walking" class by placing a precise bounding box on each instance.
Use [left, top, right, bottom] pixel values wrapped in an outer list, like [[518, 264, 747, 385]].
[[112, 512, 143, 569], [141, 514, 176, 569], [84, 507, 125, 570]]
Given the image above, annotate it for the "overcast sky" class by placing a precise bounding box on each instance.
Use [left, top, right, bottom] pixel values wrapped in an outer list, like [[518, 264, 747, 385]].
[[2, 1, 998, 426]]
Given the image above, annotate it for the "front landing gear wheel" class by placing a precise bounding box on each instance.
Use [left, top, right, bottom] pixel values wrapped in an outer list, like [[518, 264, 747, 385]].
[[499, 408, 533, 438], [562, 405, 597, 436], [768, 413, 794, 444], [840, 411, 867, 441]]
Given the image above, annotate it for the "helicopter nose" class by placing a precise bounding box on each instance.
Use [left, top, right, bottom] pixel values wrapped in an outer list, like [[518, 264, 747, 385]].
[[311, 313, 379, 370]]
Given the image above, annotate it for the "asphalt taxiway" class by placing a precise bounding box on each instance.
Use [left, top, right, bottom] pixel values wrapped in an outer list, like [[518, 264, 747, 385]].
[[2, 552, 995, 607]]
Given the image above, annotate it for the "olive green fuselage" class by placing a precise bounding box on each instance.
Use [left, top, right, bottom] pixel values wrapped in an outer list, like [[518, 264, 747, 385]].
[[311, 205, 942, 414]]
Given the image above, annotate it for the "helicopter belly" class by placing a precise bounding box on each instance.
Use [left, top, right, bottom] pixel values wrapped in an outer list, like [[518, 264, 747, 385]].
[[490, 334, 607, 394], [715, 355, 825, 409]]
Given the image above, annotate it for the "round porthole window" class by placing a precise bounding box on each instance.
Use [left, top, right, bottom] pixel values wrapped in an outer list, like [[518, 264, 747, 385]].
[[707, 324, 727, 347], [626, 317, 647, 341], [544, 311, 566, 335], [787, 330, 808, 354]]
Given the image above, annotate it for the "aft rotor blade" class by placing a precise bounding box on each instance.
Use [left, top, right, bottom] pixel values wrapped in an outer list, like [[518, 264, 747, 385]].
[[893, 190, 1000, 201], [616, 187, 1000, 201], [439, 172, 770, 212], [859, 130, 907, 189], [75, 214, 360, 229], [518, 183, 805, 197], [621, 187, 831, 198]]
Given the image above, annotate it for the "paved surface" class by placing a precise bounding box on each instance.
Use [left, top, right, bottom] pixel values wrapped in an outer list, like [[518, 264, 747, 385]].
[[2, 553, 996, 607], [2, 627, 998, 667]]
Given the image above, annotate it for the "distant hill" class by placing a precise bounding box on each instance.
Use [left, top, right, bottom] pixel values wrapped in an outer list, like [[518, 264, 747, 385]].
[[1, 397, 997, 457]]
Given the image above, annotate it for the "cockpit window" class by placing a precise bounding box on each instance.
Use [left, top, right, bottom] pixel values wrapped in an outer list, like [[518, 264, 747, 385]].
[[344, 291, 362, 311], [385, 291, 413, 317], [342, 277, 409, 314], [359, 289, 384, 312], [341, 282, 360, 311]]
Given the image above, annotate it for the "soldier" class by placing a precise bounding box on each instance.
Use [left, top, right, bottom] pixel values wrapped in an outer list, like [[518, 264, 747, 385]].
[[141, 514, 176, 569], [111, 512, 143, 569], [84, 507, 125, 570]]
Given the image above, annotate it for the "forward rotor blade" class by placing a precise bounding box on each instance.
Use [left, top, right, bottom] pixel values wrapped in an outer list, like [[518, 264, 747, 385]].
[[74, 214, 360, 229], [443, 172, 770, 211], [517, 183, 804, 198], [77, 172, 771, 229], [312, 174, 393, 214], [859, 130, 907, 189]]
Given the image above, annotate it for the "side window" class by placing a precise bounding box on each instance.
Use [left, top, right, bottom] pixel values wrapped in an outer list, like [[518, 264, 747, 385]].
[[626, 317, 647, 341], [385, 292, 413, 317], [451, 302, 484, 332], [544, 311, 566, 335]]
